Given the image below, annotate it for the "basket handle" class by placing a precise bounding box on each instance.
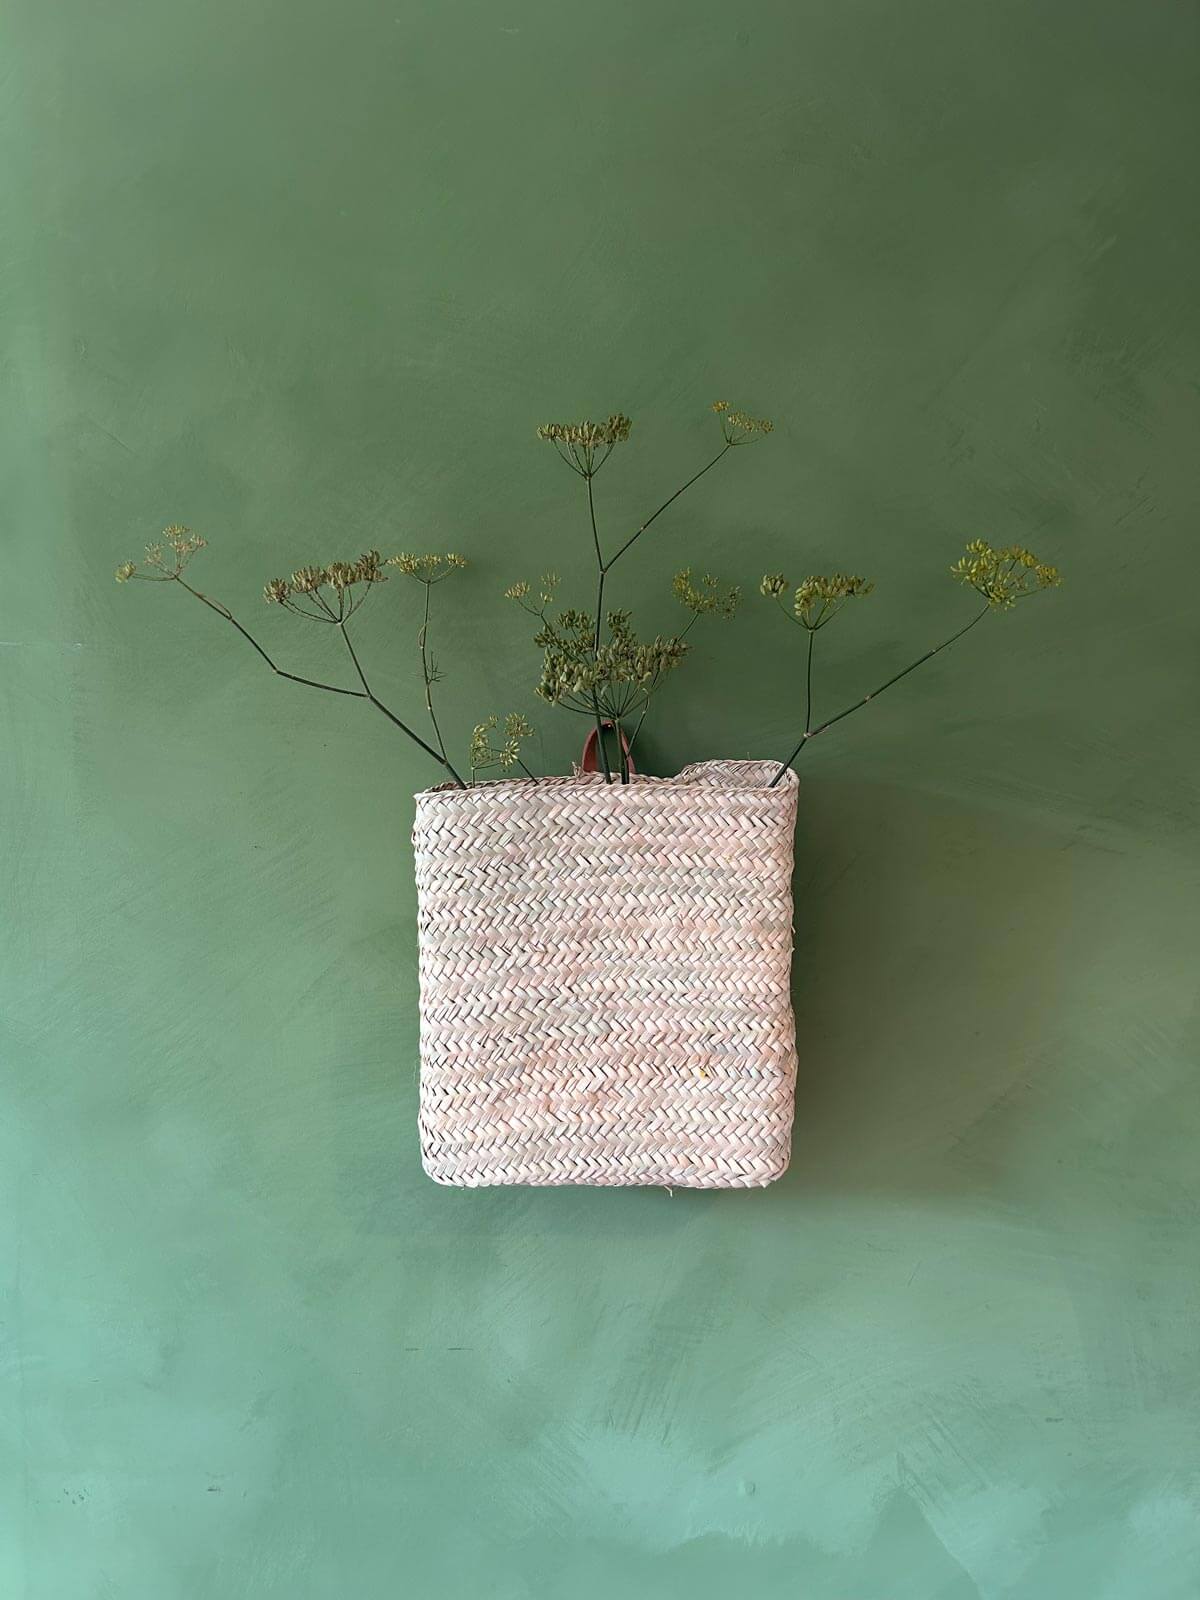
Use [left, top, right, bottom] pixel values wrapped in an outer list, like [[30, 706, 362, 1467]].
[[580, 722, 636, 775]]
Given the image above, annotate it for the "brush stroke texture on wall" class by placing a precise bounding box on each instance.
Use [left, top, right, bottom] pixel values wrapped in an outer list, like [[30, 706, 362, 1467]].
[[2, 1, 1198, 1595]]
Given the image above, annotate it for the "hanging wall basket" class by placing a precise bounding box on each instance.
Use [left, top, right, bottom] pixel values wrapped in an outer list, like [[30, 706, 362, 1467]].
[[413, 758, 799, 1188]]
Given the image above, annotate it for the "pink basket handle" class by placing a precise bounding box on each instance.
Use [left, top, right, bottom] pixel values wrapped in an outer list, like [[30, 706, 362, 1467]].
[[580, 723, 636, 775]]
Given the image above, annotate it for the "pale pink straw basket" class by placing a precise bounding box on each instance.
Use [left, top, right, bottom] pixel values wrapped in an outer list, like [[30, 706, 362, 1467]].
[[413, 759, 799, 1188]]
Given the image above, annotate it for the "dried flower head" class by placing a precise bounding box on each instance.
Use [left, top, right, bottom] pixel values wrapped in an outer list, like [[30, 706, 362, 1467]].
[[794, 573, 874, 628], [536, 415, 633, 449], [505, 572, 559, 611], [951, 540, 1062, 608], [388, 552, 467, 584], [261, 551, 398, 621], [469, 712, 535, 779], [537, 414, 633, 476], [469, 717, 498, 771], [672, 568, 741, 620], [325, 561, 357, 591], [163, 524, 206, 557], [531, 602, 690, 721], [759, 573, 788, 599], [352, 549, 387, 584], [715, 404, 773, 445], [289, 566, 326, 594], [114, 524, 207, 584]]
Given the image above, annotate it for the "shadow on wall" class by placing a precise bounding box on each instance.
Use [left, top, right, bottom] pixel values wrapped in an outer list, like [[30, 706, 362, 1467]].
[[356, 773, 1085, 1237], [778, 776, 1079, 1204]]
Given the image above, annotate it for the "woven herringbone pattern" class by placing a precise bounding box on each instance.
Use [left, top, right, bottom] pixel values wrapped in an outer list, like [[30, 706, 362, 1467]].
[[414, 760, 799, 1188]]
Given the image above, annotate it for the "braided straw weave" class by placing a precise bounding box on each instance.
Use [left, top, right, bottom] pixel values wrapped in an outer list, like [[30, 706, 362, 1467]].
[[414, 760, 799, 1188]]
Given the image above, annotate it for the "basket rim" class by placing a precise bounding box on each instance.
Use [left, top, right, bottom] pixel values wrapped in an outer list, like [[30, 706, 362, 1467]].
[[414, 758, 800, 804]]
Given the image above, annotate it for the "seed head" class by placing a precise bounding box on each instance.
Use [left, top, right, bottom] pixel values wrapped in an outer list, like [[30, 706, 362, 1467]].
[[536, 415, 633, 450], [116, 524, 208, 585], [715, 404, 773, 444], [672, 568, 740, 620], [951, 540, 1061, 608], [388, 552, 467, 583], [792, 574, 874, 630], [470, 712, 535, 778], [290, 565, 326, 594]]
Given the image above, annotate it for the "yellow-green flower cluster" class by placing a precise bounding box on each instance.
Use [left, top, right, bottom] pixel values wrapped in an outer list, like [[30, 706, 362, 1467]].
[[672, 568, 741, 620], [469, 713, 535, 777], [951, 541, 1061, 608], [712, 401, 774, 444], [794, 573, 874, 626], [115, 524, 207, 583], [761, 572, 874, 629], [388, 552, 467, 584]]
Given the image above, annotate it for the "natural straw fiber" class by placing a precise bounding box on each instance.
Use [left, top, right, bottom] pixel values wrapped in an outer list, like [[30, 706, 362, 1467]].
[[414, 760, 799, 1188]]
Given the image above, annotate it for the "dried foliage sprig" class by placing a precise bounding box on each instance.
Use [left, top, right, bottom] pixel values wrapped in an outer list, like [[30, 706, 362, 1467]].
[[761, 538, 1061, 787], [116, 531, 470, 786], [528, 402, 763, 780], [118, 405, 1063, 795]]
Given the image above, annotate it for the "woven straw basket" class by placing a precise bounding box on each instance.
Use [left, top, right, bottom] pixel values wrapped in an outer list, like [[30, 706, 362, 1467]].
[[413, 759, 799, 1188]]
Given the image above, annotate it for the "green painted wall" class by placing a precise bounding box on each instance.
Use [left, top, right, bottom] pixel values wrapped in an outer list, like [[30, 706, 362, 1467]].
[[4, 0, 1198, 1594]]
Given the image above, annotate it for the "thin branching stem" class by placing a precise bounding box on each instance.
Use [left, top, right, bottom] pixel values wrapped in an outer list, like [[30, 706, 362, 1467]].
[[581, 441, 736, 781], [588, 473, 606, 654], [805, 627, 815, 735], [614, 715, 630, 784], [418, 582, 449, 762], [768, 603, 992, 787], [582, 470, 613, 783], [604, 443, 732, 569], [337, 620, 466, 786], [173, 576, 368, 698], [627, 703, 650, 755], [175, 573, 467, 784], [590, 701, 613, 782]]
